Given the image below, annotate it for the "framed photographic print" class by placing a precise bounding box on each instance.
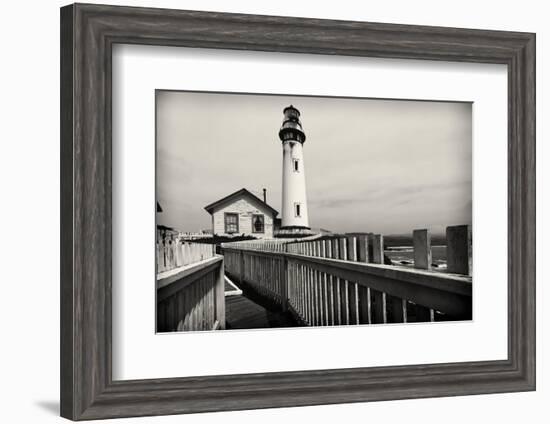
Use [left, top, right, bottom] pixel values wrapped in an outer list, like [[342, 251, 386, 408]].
[[60, 3, 535, 420]]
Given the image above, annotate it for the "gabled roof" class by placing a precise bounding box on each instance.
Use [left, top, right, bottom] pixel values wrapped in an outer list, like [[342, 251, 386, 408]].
[[204, 188, 278, 216]]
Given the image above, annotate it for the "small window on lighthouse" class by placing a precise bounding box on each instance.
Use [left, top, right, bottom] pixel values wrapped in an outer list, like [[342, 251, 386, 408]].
[[293, 158, 300, 172], [294, 203, 301, 217]]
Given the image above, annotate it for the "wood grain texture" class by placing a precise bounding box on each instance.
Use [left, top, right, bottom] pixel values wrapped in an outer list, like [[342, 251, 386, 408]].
[[60, 4, 74, 419], [60, 3, 536, 420]]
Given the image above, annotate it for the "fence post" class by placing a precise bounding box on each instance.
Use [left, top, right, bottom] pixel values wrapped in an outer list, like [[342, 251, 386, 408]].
[[175, 242, 183, 267], [215, 258, 226, 329], [346, 236, 357, 261], [387, 296, 407, 323], [346, 236, 360, 324], [356, 234, 372, 324], [372, 291, 387, 324], [338, 238, 350, 324], [331, 238, 341, 325], [372, 234, 384, 264], [156, 242, 162, 273], [320, 240, 329, 325], [338, 238, 347, 260], [357, 235, 369, 263], [314, 240, 321, 325], [282, 255, 289, 312], [239, 250, 244, 283], [446, 225, 472, 275], [413, 229, 432, 270], [371, 234, 386, 323], [325, 239, 335, 325]]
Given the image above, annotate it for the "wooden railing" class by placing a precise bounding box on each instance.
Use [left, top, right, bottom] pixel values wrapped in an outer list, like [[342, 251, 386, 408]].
[[220, 238, 291, 253], [222, 226, 472, 325], [156, 239, 215, 273], [156, 255, 225, 332], [224, 246, 288, 310]]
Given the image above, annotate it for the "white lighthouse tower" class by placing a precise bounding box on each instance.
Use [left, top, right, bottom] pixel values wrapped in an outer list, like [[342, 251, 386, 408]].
[[277, 105, 312, 238]]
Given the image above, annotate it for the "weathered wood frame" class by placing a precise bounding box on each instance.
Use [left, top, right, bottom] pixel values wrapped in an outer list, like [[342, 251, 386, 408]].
[[60, 3, 536, 420]]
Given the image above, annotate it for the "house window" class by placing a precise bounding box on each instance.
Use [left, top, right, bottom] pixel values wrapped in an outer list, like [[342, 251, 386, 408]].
[[224, 213, 239, 234], [293, 158, 300, 172], [294, 203, 301, 217], [252, 214, 265, 233]]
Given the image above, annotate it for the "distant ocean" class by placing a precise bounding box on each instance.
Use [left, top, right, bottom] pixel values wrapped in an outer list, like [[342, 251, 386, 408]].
[[385, 245, 447, 271]]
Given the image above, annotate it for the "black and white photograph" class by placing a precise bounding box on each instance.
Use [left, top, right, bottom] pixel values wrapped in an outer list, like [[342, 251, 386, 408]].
[[156, 90, 473, 332], [1, 0, 542, 422]]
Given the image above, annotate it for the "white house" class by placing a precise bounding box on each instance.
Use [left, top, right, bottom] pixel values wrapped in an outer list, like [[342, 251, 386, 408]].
[[204, 188, 279, 239]]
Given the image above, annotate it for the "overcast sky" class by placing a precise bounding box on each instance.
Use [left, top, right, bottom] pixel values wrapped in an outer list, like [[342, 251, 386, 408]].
[[156, 90, 471, 235]]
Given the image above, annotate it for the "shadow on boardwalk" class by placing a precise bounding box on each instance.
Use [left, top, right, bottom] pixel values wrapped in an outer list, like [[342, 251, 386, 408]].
[[225, 282, 299, 330]]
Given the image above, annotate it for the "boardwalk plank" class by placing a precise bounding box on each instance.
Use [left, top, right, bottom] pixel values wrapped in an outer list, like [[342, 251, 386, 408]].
[[225, 293, 297, 329]]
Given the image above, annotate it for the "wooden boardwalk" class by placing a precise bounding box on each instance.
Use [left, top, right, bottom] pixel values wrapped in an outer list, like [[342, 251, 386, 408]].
[[225, 281, 298, 330]]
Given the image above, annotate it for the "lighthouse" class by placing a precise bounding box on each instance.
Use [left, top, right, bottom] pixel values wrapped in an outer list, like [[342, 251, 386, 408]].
[[277, 105, 312, 238]]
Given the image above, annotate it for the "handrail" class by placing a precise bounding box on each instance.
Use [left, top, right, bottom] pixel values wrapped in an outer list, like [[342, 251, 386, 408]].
[[156, 255, 225, 332], [286, 253, 471, 318], [157, 256, 222, 292], [157, 256, 223, 300], [157, 239, 215, 273], [222, 234, 472, 325]]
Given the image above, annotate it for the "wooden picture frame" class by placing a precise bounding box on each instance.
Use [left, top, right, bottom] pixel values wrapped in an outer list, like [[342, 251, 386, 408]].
[[60, 3, 535, 420]]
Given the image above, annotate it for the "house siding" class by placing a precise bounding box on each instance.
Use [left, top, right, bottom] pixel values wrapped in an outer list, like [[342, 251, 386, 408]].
[[212, 197, 274, 238]]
